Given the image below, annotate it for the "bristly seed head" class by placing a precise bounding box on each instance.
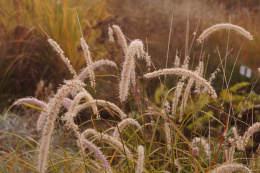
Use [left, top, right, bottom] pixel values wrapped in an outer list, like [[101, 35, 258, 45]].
[[197, 23, 253, 43]]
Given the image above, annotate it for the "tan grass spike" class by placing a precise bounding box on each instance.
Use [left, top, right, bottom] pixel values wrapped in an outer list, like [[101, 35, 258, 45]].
[[197, 23, 253, 43]]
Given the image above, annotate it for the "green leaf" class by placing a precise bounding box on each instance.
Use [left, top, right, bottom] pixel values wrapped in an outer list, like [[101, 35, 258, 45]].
[[23, 103, 47, 112]]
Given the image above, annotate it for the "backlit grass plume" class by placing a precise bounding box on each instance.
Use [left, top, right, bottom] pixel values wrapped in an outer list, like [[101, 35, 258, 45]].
[[75, 11, 96, 88], [172, 82, 184, 117], [174, 51, 180, 68], [37, 98, 73, 131], [78, 59, 117, 82], [73, 99, 127, 119], [194, 61, 204, 93], [197, 23, 253, 43], [80, 37, 96, 88], [164, 122, 172, 151], [64, 91, 99, 119], [232, 122, 260, 151], [108, 26, 115, 43], [47, 38, 77, 79], [111, 25, 151, 102], [119, 39, 145, 102], [81, 129, 133, 159], [180, 62, 203, 121], [136, 145, 144, 173], [180, 77, 195, 122], [8, 9, 260, 173], [210, 163, 251, 173], [62, 95, 88, 164], [14, 97, 48, 110], [82, 139, 112, 173], [144, 68, 217, 99], [38, 79, 84, 173], [112, 25, 128, 55], [228, 141, 236, 163], [162, 100, 172, 151], [113, 118, 142, 138]]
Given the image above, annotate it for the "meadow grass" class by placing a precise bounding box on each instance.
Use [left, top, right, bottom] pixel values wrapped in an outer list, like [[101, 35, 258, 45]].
[[1, 3, 260, 173]]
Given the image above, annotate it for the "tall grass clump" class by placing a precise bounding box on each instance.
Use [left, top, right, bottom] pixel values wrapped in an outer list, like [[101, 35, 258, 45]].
[[0, 0, 113, 107], [1, 7, 260, 173]]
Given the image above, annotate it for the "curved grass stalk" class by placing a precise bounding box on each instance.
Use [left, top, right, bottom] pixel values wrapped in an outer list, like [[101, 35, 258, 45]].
[[197, 23, 253, 43], [210, 163, 251, 173], [82, 139, 112, 173], [81, 129, 133, 159], [14, 97, 48, 109], [61, 92, 108, 172], [113, 118, 141, 138], [73, 100, 127, 119], [66, 91, 99, 119], [37, 98, 74, 132], [78, 59, 117, 82], [38, 79, 84, 173], [144, 68, 217, 99]]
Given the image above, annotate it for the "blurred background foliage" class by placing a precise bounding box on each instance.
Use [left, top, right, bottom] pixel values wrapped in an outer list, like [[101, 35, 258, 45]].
[[1, 0, 260, 109]]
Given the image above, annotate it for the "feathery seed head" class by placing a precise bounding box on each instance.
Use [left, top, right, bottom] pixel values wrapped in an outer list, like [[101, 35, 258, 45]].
[[113, 118, 142, 138], [14, 97, 48, 109], [119, 39, 145, 102], [80, 37, 95, 87], [80, 37, 92, 65], [210, 163, 251, 173], [162, 100, 171, 115], [209, 68, 220, 85], [61, 98, 72, 110], [144, 68, 217, 99], [108, 26, 114, 42], [172, 82, 184, 117], [37, 112, 47, 132], [75, 99, 126, 119], [145, 52, 151, 71], [164, 122, 172, 151], [38, 79, 84, 173], [228, 142, 236, 163], [81, 128, 133, 159], [47, 39, 64, 54], [174, 50, 180, 68], [136, 145, 145, 173], [179, 77, 195, 122], [197, 23, 253, 43], [182, 56, 190, 70], [112, 25, 128, 55], [82, 139, 112, 173], [48, 38, 77, 78], [78, 59, 116, 82]]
